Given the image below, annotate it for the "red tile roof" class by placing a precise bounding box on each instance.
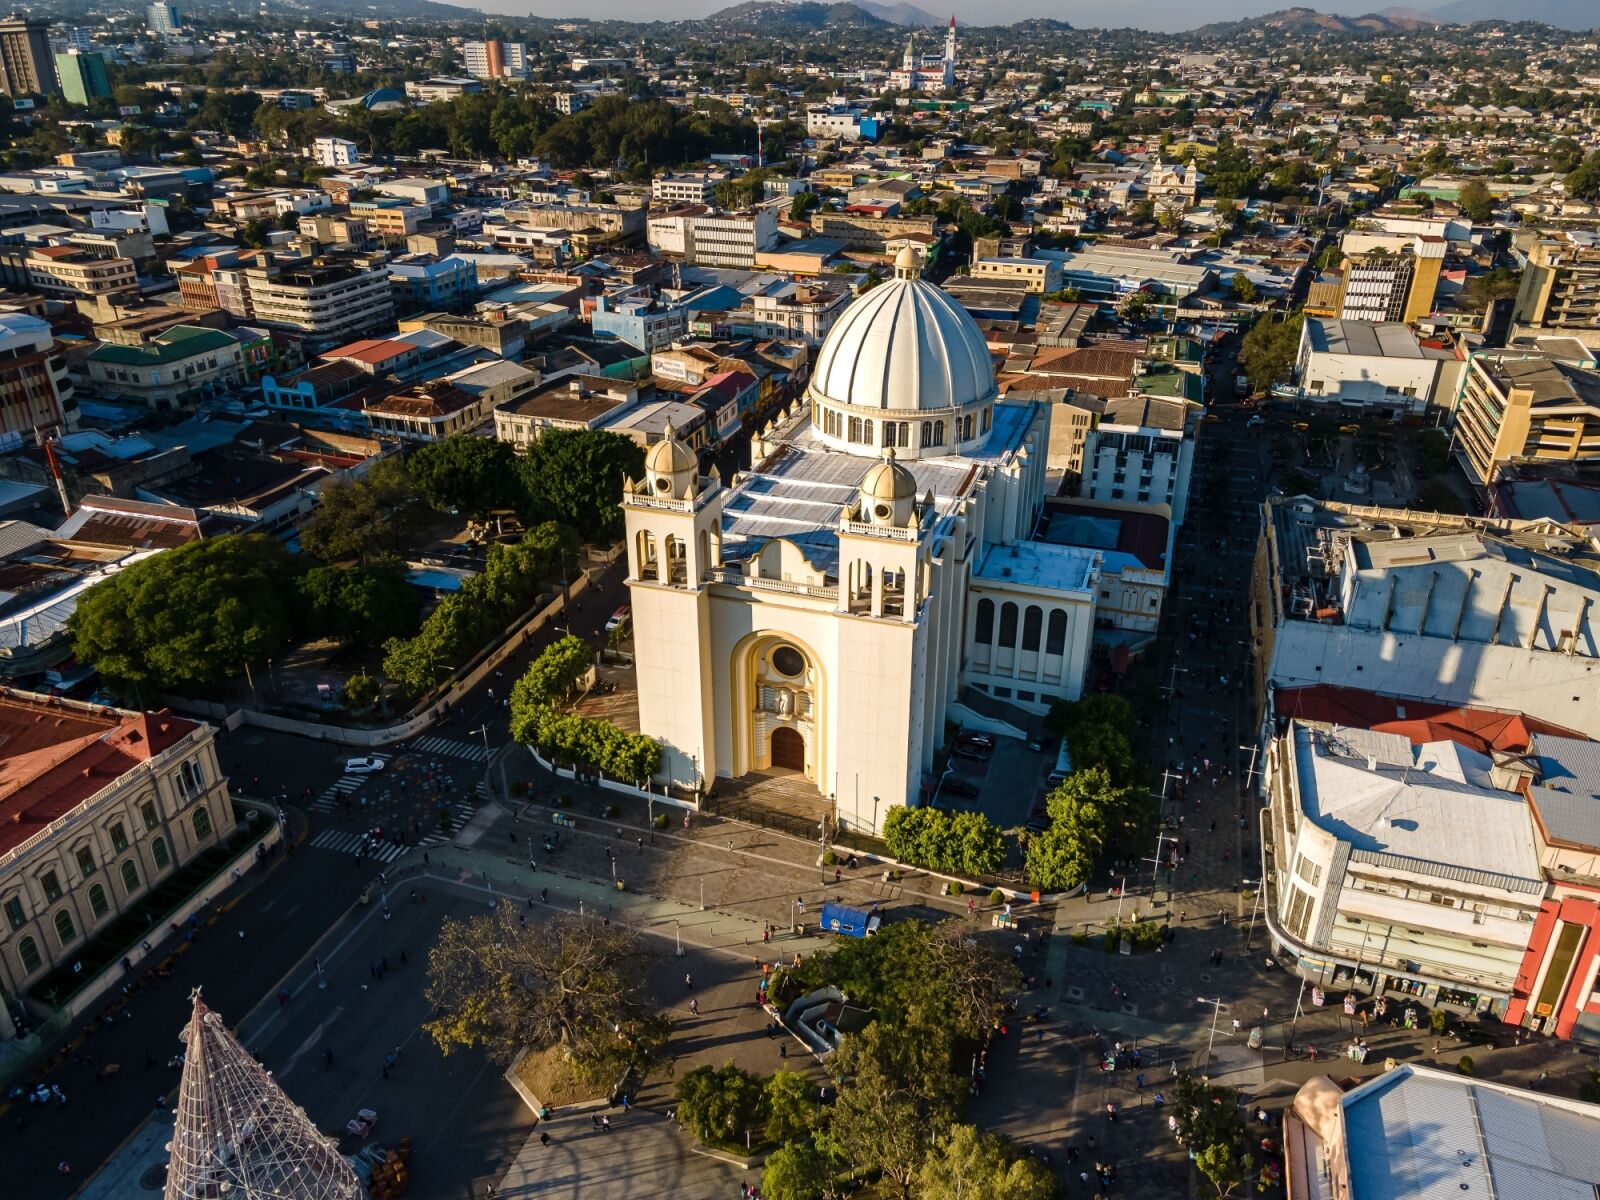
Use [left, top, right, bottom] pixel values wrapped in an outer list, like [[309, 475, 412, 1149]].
[[0, 696, 199, 857], [1275, 685, 1584, 754]]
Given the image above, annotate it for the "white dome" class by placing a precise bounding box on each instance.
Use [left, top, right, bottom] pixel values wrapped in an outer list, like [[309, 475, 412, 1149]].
[[810, 276, 997, 416]]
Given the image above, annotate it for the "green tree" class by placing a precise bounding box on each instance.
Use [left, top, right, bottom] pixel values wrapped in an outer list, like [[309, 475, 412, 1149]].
[[832, 1021, 961, 1199], [1239, 312, 1304, 393], [1024, 821, 1095, 891], [789, 190, 822, 221], [300, 457, 427, 564], [674, 1064, 768, 1149], [1417, 428, 1451, 475], [1416, 479, 1466, 515], [1565, 152, 1600, 202], [408, 435, 523, 520], [916, 1125, 1056, 1200], [342, 671, 379, 710], [881, 806, 1004, 876], [1196, 1143, 1254, 1198], [764, 1069, 816, 1145], [1230, 274, 1258, 303], [519, 428, 645, 542], [761, 1137, 837, 1200], [1457, 179, 1495, 223], [1463, 268, 1522, 312], [69, 534, 302, 694], [299, 561, 421, 648], [512, 634, 594, 710]]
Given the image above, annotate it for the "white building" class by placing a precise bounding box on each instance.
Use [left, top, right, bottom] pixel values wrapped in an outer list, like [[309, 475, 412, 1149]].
[[805, 107, 871, 141], [1078, 395, 1197, 526], [748, 280, 853, 348], [146, 2, 181, 35], [1265, 721, 1544, 1016], [646, 204, 780, 269], [1294, 317, 1456, 418], [886, 18, 956, 92], [622, 249, 1099, 833], [310, 137, 359, 169], [652, 173, 718, 205], [462, 39, 528, 80]]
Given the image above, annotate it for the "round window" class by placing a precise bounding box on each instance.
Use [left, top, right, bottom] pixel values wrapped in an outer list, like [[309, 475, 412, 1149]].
[[771, 646, 805, 677], [874, 503, 892, 519], [654, 477, 671, 492]]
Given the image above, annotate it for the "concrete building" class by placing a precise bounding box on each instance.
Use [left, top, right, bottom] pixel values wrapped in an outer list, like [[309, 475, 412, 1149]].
[[241, 255, 395, 348], [804, 107, 884, 142], [55, 50, 109, 107], [462, 39, 527, 80], [146, 2, 181, 35], [362, 380, 490, 442], [0, 694, 234, 1029], [85, 325, 246, 411], [309, 137, 359, 169], [592, 292, 687, 354], [386, 253, 478, 314], [886, 17, 956, 92], [1335, 235, 1446, 324], [621, 250, 1098, 828], [651, 173, 718, 205], [1453, 353, 1600, 486], [1078, 394, 1196, 526], [0, 246, 137, 303], [647, 205, 780, 269], [495, 372, 640, 448], [1295, 317, 1457, 419], [0, 15, 57, 96], [348, 198, 430, 240], [1514, 233, 1600, 348], [748, 280, 852, 348], [404, 77, 481, 104], [969, 256, 1062, 295], [0, 313, 72, 437], [1264, 720, 1545, 1015]]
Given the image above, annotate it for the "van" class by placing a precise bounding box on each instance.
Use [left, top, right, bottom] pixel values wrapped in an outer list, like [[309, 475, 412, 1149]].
[[1045, 739, 1073, 788]]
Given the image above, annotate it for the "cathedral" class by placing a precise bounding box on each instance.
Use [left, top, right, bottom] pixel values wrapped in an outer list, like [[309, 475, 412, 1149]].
[[622, 249, 1101, 834], [887, 16, 957, 93]]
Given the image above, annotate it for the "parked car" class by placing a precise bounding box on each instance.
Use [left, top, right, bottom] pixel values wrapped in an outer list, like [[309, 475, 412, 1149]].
[[344, 756, 386, 775], [952, 744, 991, 762], [1027, 736, 1051, 754], [942, 776, 981, 798], [958, 732, 996, 750], [604, 605, 632, 634]]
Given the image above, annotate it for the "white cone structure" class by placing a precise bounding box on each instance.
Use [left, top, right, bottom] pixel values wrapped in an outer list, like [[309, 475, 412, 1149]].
[[164, 990, 364, 1200]]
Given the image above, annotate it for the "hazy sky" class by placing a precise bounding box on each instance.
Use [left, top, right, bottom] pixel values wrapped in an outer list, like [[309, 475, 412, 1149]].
[[484, 0, 1440, 34]]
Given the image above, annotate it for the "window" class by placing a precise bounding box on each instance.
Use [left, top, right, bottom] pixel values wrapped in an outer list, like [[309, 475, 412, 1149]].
[[75, 846, 95, 879], [975, 598, 994, 645], [1022, 605, 1043, 652], [152, 837, 170, 870], [998, 602, 1019, 647], [4, 895, 23, 931], [18, 936, 40, 974], [88, 884, 108, 919], [41, 871, 62, 903], [1046, 610, 1067, 655], [141, 800, 159, 830], [1284, 887, 1313, 940], [121, 859, 140, 896], [1018, 690, 1036, 703], [1293, 855, 1322, 888], [178, 758, 205, 799], [110, 823, 128, 853], [54, 908, 76, 948], [193, 807, 213, 841]]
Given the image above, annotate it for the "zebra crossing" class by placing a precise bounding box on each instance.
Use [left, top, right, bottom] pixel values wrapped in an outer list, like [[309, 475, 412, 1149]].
[[311, 775, 365, 813], [415, 786, 486, 848], [407, 736, 491, 763], [309, 829, 406, 862]]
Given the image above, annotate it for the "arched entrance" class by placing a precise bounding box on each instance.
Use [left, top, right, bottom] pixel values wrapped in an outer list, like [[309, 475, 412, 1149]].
[[770, 727, 805, 772]]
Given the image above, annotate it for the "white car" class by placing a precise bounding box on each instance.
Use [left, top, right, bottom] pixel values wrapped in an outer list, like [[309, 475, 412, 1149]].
[[1246, 415, 1266, 428], [344, 756, 387, 775]]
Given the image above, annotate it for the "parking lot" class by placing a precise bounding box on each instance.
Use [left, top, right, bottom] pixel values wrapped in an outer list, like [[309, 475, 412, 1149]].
[[936, 733, 1056, 829]]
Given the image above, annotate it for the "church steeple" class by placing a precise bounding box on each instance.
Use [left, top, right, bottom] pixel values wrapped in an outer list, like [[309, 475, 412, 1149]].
[[903, 34, 916, 71]]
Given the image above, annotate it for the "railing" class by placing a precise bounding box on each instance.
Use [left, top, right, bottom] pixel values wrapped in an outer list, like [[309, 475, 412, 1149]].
[[626, 494, 695, 513], [707, 568, 838, 600], [840, 518, 918, 542]]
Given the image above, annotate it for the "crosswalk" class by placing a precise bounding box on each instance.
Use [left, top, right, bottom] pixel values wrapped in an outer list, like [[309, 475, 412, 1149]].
[[311, 775, 365, 813], [407, 736, 491, 763], [309, 829, 406, 862], [415, 787, 485, 849]]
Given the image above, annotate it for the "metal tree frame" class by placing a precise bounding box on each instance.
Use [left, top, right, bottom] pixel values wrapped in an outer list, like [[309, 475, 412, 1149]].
[[164, 989, 364, 1200]]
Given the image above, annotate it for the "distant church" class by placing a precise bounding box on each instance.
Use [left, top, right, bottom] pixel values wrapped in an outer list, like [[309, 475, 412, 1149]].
[[887, 16, 956, 93]]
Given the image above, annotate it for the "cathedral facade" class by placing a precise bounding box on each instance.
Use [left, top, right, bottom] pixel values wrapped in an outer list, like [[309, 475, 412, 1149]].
[[887, 16, 957, 93]]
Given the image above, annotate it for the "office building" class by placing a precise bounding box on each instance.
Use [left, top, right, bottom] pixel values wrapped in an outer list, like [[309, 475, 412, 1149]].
[[55, 49, 110, 107], [1336, 237, 1446, 325], [0, 15, 57, 97], [1453, 352, 1600, 485], [1078, 394, 1197, 525], [147, 2, 182, 34], [1513, 233, 1600, 346], [651, 173, 719, 205], [240, 254, 395, 348], [1294, 317, 1458, 419], [462, 39, 527, 80], [0, 312, 71, 436], [310, 137, 358, 169]]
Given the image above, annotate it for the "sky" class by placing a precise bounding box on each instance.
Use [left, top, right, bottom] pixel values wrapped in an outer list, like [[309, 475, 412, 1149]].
[[483, 0, 1444, 33]]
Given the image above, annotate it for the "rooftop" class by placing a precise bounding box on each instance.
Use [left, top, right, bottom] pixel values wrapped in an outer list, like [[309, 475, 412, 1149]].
[[1305, 317, 1454, 361], [86, 325, 236, 367]]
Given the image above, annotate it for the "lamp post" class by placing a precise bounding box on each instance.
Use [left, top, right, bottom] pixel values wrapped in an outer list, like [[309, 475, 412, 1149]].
[[675, 919, 682, 958], [470, 724, 492, 759], [791, 898, 799, 935], [1197, 995, 1225, 1080]]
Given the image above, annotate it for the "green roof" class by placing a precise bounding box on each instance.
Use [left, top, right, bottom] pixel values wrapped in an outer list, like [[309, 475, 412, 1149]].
[[89, 326, 237, 367], [1132, 367, 1204, 404]]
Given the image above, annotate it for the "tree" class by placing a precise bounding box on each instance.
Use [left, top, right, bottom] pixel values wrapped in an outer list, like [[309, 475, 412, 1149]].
[[790, 190, 822, 221], [300, 456, 427, 564], [832, 1021, 961, 1199], [519, 429, 645, 542], [880, 806, 1004, 876], [408, 435, 523, 520], [916, 1125, 1056, 1200], [1024, 822, 1095, 892], [424, 905, 669, 1085], [1566, 152, 1600, 202], [1230, 274, 1258, 303], [1457, 179, 1495, 223], [764, 1068, 816, 1145], [675, 1064, 768, 1148], [762, 1137, 838, 1200], [1463, 268, 1522, 312], [342, 671, 379, 710], [1196, 1143, 1254, 1198], [69, 534, 302, 694], [1026, 765, 1140, 890], [1239, 312, 1304, 393], [511, 634, 594, 710], [1416, 479, 1466, 515], [299, 561, 421, 648]]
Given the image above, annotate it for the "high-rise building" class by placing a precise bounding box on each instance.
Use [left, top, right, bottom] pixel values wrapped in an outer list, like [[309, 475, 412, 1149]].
[[1513, 233, 1600, 347], [0, 15, 58, 97], [147, 2, 182, 35], [462, 38, 527, 80], [0, 312, 71, 436], [1453, 351, 1600, 486], [65, 26, 92, 53], [1335, 236, 1445, 325], [55, 49, 110, 107]]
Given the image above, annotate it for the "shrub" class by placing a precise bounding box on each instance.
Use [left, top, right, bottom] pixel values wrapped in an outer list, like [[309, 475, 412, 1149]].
[[989, 888, 1006, 907], [1457, 1056, 1474, 1076], [948, 881, 963, 896], [604, 804, 620, 819], [1429, 1009, 1448, 1035], [822, 850, 837, 866], [881, 806, 1005, 876], [654, 812, 670, 829], [1070, 931, 1089, 946], [674, 1064, 769, 1150]]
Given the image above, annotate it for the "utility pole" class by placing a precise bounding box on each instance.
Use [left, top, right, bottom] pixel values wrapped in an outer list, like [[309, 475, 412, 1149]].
[[1238, 741, 1265, 793], [1143, 829, 1178, 912], [1197, 995, 1225, 1080]]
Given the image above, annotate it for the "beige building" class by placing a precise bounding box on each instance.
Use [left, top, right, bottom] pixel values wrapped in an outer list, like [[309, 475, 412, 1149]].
[[1453, 352, 1600, 485], [363, 380, 491, 442], [969, 256, 1062, 295], [1513, 235, 1600, 347], [241, 255, 395, 348], [495, 373, 641, 448], [0, 246, 137, 303], [0, 696, 235, 1031]]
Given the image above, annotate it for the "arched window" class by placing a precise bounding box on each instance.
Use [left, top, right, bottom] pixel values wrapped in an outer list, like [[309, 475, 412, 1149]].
[[665, 534, 688, 584], [1046, 609, 1067, 655], [636, 530, 658, 581], [152, 837, 170, 870], [933, 420, 945, 446], [982, 406, 992, 433], [120, 859, 139, 896], [998, 602, 1019, 647], [88, 883, 108, 919], [54, 908, 76, 948], [1022, 605, 1043, 651], [975, 598, 994, 644], [861, 419, 873, 446], [193, 807, 213, 841], [75, 845, 95, 879], [921, 421, 933, 447], [18, 936, 39, 974]]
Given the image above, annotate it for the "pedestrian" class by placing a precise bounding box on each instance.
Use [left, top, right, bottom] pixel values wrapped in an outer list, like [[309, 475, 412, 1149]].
[[1136, 1072, 1145, 1091], [779, 1042, 787, 1059], [685, 973, 693, 991], [540, 1131, 550, 1147], [601, 1115, 612, 1133], [1105, 1102, 1117, 1122], [834, 868, 841, 884], [763, 926, 770, 945], [541, 887, 549, 903], [57, 1161, 71, 1175], [689, 998, 699, 1015], [620, 1094, 630, 1112]]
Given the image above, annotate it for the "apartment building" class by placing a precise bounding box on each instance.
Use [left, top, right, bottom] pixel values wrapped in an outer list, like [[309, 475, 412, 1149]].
[[1452, 352, 1600, 485], [1335, 235, 1446, 324], [462, 39, 527, 80], [651, 173, 718, 205], [85, 325, 246, 410], [0, 695, 235, 1020], [646, 204, 779, 268], [970, 256, 1063, 295], [1078, 394, 1196, 525], [0, 313, 72, 437], [348, 198, 429, 240], [310, 137, 359, 168], [1264, 720, 1544, 1019], [747, 280, 852, 347], [591, 292, 686, 353], [1513, 234, 1600, 347], [0, 246, 137, 303], [387, 253, 478, 314], [241, 255, 395, 347], [0, 15, 57, 97], [146, 2, 181, 34], [55, 50, 110, 107]]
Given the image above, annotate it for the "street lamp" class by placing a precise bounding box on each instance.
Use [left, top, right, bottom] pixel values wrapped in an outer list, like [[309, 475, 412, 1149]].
[[1197, 995, 1225, 1080], [791, 898, 799, 934], [675, 919, 682, 958], [470, 724, 492, 759]]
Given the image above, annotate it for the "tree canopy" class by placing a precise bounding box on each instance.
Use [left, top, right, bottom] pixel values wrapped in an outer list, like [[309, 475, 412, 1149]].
[[300, 456, 428, 564], [1239, 311, 1304, 393], [298, 560, 421, 649], [519, 429, 645, 542], [916, 1125, 1056, 1200], [407, 435, 523, 521]]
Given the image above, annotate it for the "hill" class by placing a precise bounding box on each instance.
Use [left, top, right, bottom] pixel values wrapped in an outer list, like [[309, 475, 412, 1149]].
[[857, 0, 949, 25], [1427, 0, 1600, 27], [703, 1, 889, 32], [1195, 5, 1446, 33]]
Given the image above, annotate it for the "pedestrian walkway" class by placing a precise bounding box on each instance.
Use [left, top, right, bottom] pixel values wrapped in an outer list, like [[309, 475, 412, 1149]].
[[415, 799, 478, 849], [310, 775, 364, 813], [309, 829, 406, 862], [408, 735, 491, 762]]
